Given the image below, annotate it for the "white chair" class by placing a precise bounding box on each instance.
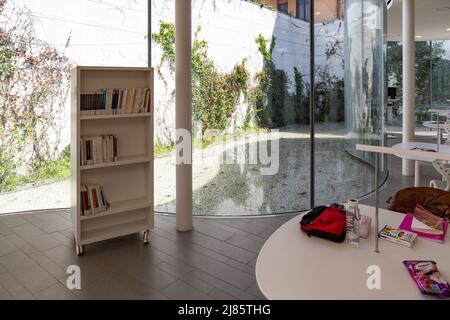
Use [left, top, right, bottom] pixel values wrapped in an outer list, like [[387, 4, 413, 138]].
[[430, 159, 450, 191]]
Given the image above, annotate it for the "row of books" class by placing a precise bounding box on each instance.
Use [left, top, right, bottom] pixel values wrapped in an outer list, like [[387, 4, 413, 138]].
[[80, 135, 118, 166], [80, 184, 110, 216], [80, 88, 151, 115]]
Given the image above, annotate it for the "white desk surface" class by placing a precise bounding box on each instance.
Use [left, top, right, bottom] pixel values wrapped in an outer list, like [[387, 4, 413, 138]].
[[423, 121, 450, 130], [429, 109, 450, 114], [256, 205, 450, 300], [392, 142, 450, 162]]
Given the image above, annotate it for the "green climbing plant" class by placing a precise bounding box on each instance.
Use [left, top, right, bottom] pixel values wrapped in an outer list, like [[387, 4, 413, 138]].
[[249, 34, 289, 128], [152, 21, 250, 140]]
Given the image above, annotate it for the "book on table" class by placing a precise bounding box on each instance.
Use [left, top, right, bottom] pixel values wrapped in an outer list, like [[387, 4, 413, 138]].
[[399, 213, 448, 244], [411, 204, 445, 235], [379, 225, 418, 247]]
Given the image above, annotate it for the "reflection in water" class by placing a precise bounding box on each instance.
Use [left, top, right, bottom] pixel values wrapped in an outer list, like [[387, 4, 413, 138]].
[[155, 129, 374, 216]]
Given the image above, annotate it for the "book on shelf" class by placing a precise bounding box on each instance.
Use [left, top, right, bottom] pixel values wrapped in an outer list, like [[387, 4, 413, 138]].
[[379, 225, 417, 247], [80, 134, 117, 166], [80, 183, 110, 216], [80, 88, 151, 115]]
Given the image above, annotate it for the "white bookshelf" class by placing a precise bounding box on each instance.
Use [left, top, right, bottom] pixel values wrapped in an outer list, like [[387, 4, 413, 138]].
[[71, 66, 154, 255]]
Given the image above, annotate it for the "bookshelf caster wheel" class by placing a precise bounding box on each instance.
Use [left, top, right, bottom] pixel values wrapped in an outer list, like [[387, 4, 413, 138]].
[[76, 245, 84, 256], [143, 230, 150, 245]]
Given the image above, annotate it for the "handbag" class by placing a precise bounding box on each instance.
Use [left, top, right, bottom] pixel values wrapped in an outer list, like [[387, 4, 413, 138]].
[[299, 206, 347, 243]]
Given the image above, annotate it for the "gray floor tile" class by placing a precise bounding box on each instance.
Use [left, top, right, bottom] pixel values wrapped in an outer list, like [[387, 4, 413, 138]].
[[162, 280, 212, 300], [177, 231, 256, 264], [0, 223, 14, 236], [47, 231, 74, 248], [226, 259, 255, 275], [29, 251, 67, 280], [190, 269, 256, 300], [0, 236, 18, 257], [246, 283, 265, 299], [225, 234, 263, 254], [12, 223, 44, 238], [0, 251, 57, 294], [22, 234, 61, 252], [0, 215, 29, 228], [109, 270, 169, 300], [0, 292, 13, 300], [153, 228, 231, 263], [110, 260, 177, 292], [0, 272, 34, 300], [209, 288, 238, 300], [44, 245, 105, 288], [77, 277, 142, 300], [3, 234, 37, 254], [34, 282, 78, 300], [174, 249, 254, 290]]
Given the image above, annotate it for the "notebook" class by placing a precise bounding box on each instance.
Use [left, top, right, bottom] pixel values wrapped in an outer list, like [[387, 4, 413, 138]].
[[399, 213, 448, 243]]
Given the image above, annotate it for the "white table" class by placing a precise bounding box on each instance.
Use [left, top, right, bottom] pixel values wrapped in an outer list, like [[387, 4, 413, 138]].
[[428, 109, 450, 146], [256, 205, 450, 300], [392, 142, 450, 187], [422, 121, 449, 145]]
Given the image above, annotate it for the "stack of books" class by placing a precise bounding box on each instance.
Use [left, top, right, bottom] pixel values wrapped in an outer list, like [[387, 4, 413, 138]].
[[379, 225, 418, 247], [80, 135, 118, 166], [80, 88, 151, 115], [80, 184, 110, 216], [399, 204, 448, 243]]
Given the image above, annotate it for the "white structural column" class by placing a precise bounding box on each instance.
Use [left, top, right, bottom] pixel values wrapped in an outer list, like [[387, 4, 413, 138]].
[[175, 0, 193, 231], [402, 0, 416, 176]]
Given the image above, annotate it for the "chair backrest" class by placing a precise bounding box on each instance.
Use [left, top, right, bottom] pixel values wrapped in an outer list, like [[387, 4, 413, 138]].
[[433, 159, 450, 191], [433, 159, 449, 174]]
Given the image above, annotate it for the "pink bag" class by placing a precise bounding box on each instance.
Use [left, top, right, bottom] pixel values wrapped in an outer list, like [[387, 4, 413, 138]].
[[403, 260, 450, 298]]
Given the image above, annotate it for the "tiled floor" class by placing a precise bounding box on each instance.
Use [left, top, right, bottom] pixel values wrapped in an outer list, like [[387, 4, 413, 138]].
[[0, 134, 439, 300]]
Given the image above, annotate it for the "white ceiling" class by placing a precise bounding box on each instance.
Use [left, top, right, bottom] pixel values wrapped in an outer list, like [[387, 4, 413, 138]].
[[387, 0, 450, 41]]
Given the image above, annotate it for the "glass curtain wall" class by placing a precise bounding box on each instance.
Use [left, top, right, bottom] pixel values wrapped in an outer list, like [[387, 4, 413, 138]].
[[313, 0, 386, 206], [152, 0, 387, 216], [387, 40, 450, 128], [0, 0, 148, 214], [152, 0, 311, 215]]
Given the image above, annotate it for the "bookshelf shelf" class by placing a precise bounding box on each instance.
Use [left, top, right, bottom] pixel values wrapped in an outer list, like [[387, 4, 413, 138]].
[[80, 197, 151, 221], [80, 112, 151, 121], [71, 66, 154, 255], [80, 155, 151, 171], [81, 219, 150, 245]]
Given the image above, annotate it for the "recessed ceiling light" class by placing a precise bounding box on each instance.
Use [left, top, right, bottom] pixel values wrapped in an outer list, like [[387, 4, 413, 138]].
[[315, 12, 321, 15], [447, 28, 450, 31], [416, 35, 423, 38]]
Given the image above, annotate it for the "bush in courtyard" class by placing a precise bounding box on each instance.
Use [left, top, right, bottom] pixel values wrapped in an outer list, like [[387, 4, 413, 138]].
[[0, 0, 71, 191], [152, 21, 250, 142]]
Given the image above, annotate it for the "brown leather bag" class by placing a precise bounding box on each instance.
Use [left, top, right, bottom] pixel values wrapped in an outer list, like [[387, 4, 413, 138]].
[[388, 187, 450, 218]]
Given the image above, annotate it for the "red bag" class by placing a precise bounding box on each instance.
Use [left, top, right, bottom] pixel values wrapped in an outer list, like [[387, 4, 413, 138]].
[[300, 206, 347, 243]]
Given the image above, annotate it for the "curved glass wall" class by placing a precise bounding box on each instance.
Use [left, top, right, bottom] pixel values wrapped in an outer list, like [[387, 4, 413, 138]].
[[0, 0, 148, 214], [151, 0, 387, 216], [343, 0, 387, 174]]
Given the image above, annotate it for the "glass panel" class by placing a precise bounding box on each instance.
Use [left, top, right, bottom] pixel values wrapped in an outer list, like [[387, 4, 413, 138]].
[[0, 0, 148, 214], [314, 0, 386, 206], [190, 0, 311, 215], [152, 0, 311, 215], [387, 40, 450, 133]]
